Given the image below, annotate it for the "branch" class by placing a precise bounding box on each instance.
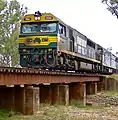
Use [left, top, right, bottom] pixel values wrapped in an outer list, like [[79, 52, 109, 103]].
[[102, 0, 118, 18]]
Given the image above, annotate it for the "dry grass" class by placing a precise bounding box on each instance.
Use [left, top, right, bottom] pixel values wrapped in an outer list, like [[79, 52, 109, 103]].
[[1, 104, 118, 120], [1, 91, 118, 120], [103, 90, 118, 96], [106, 74, 118, 80]]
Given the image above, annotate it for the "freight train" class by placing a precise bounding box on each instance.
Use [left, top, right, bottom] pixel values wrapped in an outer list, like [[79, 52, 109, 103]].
[[18, 11, 118, 74]]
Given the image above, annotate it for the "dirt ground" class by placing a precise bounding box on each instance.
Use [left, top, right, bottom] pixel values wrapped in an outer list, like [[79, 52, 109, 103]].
[[1, 91, 118, 120], [3, 105, 118, 120]]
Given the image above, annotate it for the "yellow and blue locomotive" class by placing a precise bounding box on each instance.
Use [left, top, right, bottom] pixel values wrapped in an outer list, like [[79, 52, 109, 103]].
[[19, 11, 117, 73]]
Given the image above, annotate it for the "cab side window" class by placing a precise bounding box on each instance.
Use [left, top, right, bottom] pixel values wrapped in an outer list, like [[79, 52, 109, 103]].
[[59, 24, 66, 37]]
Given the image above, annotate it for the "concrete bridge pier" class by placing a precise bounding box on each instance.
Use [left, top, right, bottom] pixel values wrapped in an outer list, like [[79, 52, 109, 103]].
[[57, 85, 69, 106], [14, 85, 40, 115], [0, 81, 99, 115], [40, 84, 51, 104], [0, 86, 40, 115], [40, 84, 69, 106], [69, 83, 86, 106], [86, 82, 98, 95], [23, 86, 40, 115]]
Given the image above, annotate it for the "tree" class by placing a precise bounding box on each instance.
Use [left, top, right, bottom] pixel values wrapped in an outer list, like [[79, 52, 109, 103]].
[[102, 0, 118, 18], [0, 0, 27, 67]]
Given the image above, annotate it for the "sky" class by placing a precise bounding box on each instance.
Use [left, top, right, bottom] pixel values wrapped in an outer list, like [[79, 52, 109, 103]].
[[17, 0, 118, 54]]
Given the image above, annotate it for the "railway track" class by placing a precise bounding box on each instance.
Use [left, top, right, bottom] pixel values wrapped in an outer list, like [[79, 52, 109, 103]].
[[0, 66, 103, 76]]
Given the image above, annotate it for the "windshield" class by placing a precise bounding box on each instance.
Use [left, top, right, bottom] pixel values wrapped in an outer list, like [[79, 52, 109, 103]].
[[21, 23, 57, 33], [22, 24, 39, 33], [40, 23, 56, 33]]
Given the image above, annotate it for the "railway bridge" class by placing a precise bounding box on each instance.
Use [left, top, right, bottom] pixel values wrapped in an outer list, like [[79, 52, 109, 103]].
[[0, 67, 103, 115]]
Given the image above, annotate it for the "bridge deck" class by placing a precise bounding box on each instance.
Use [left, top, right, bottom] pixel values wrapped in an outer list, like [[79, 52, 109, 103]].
[[0, 67, 102, 85]]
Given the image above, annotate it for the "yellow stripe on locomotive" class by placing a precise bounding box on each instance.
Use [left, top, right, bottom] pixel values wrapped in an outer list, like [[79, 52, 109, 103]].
[[19, 36, 58, 46]]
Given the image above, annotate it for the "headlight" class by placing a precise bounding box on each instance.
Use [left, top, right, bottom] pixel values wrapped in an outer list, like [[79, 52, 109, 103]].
[[35, 17, 40, 20]]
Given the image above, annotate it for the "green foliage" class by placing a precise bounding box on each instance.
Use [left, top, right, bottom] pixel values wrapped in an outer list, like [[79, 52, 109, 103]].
[[103, 90, 118, 95], [0, 0, 27, 66], [112, 0, 118, 2], [0, 109, 16, 119]]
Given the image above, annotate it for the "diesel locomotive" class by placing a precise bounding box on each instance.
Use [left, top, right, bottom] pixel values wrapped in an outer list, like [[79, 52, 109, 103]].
[[18, 11, 118, 74]]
